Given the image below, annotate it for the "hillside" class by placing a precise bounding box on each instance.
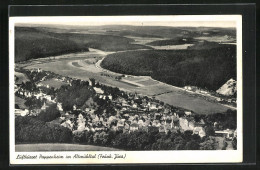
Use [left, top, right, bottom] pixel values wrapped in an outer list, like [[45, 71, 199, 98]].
[[101, 45, 236, 91], [15, 27, 152, 62], [15, 27, 90, 62]]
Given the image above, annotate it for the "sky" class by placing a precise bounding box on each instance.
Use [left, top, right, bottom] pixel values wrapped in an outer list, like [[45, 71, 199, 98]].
[[11, 15, 239, 28]]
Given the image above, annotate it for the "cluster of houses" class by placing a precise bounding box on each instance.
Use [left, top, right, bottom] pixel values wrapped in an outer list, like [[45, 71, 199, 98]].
[[15, 69, 237, 140], [52, 85, 208, 138]]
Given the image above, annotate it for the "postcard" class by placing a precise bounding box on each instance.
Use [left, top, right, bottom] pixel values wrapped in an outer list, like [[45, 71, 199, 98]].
[[9, 15, 242, 164]]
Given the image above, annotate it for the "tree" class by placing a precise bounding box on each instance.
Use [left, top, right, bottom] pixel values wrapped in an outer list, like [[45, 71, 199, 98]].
[[89, 78, 95, 86], [205, 126, 215, 136], [73, 131, 85, 143], [37, 103, 60, 122], [200, 137, 217, 150], [24, 97, 43, 110], [15, 116, 72, 143], [185, 140, 200, 150], [232, 137, 237, 150], [112, 133, 128, 149], [99, 131, 109, 145], [85, 131, 94, 144], [173, 136, 186, 150]]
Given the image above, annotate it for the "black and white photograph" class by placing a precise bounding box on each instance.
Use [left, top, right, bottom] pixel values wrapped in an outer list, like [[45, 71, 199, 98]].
[[9, 15, 243, 164]]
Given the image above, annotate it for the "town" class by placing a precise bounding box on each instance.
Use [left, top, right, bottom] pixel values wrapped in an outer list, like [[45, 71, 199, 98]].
[[15, 67, 237, 150]]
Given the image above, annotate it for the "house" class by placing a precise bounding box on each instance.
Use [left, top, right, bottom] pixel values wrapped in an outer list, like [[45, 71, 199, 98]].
[[193, 127, 206, 138], [154, 113, 161, 120], [185, 111, 192, 116], [200, 90, 208, 94], [111, 125, 118, 131], [158, 125, 165, 133], [215, 129, 235, 140], [196, 119, 206, 127], [95, 124, 105, 131], [15, 109, 29, 117], [73, 105, 77, 110], [132, 103, 138, 108], [61, 119, 74, 130], [139, 126, 148, 132], [179, 117, 195, 131], [31, 109, 41, 116], [108, 95, 112, 100], [77, 114, 86, 131], [149, 104, 157, 110], [123, 114, 130, 119], [57, 102, 63, 111], [152, 120, 160, 127], [41, 102, 48, 111], [94, 87, 104, 94], [165, 124, 173, 134], [130, 123, 139, 132], [117, 124, 124, 131], [123, 123, 130, 133]]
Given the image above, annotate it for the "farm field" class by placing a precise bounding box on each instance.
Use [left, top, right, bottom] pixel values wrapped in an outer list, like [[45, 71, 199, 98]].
[[16, 143, 122, 151], [155, 92, 228, 114], [20, 49, 233, 114]]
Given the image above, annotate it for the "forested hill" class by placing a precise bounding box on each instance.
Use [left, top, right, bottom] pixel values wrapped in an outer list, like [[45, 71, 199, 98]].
[[15, 27, 90, 62], [101, 45, 236, 91], [15, 27, 152, 62]]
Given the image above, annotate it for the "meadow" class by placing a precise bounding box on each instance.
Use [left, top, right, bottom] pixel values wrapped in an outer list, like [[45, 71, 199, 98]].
[[16, 143, 121, 151]]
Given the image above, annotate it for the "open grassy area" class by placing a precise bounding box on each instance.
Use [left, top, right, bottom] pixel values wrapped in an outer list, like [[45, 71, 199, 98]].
[[155, 92, 229, 114], [16, 143, 122, 151], [137, 79, 159, 86], [39, 79, 68, 89]]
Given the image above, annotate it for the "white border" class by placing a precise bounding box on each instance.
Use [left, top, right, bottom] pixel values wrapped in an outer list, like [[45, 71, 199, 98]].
[[9, 15, 243, 164]]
